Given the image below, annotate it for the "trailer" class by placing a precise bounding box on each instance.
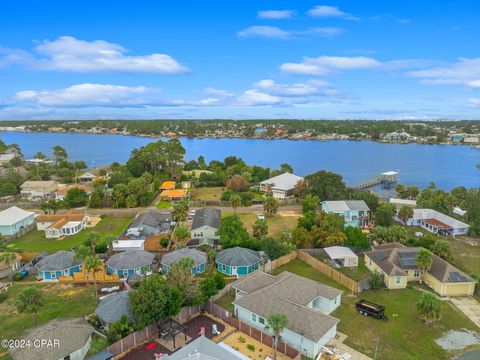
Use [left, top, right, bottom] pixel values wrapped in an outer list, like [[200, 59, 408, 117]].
[[356, 299, 387, 320]]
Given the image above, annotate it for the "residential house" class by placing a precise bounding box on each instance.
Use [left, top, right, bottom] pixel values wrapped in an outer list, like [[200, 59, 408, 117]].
[[161, 335, 245, 360], [365, 243, 475, 296], [384, 131, 411, 141], [450, 133, 465, 143], [36, 213, 89, 238], [20, 180, 58, 201], [463, 134, 480, 143], [398, 208, 470, 235], [190, 207, 221, 246], [55, 184, 92, 201], [0, 252, 22, 279], [160, 248, 207, 275], [159, 181, 176, 190], [0, 152, 15, 165], [232, 271, 341, 358], [123, 210, 172, 240], [321, 200, 371, 228], [160, 189, 188, 200], [35, 250, 82, 281], [324, 246, 359, 268], [112, 239, 145, 252], [259, 173, 304, 199], [105, 250, 155, 279], [389, 198, 417, 210], [94, 290, 134, 331], [10, 318, 93, 360], [0, 206, 35, 237], [77, 172, 97, 183], [216, 247, 262, 277]]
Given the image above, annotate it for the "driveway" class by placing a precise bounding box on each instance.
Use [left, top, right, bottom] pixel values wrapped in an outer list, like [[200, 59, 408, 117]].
[[450, 297, 480, 328]]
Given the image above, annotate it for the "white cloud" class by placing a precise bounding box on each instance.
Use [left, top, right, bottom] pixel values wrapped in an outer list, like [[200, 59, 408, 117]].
[[0, 36, 188, 73], [254, 79, 327, 96], [235, 89, 281, 106], [407, 58, 480, 89], [307, 5, 359, 20], [237, 26, 291, 39], [14, 83, 153, 106], [280, 56, 381, 75], [468, 98, 480, 107], [257, 10, 294, 19], [203, 87, 234, 97]]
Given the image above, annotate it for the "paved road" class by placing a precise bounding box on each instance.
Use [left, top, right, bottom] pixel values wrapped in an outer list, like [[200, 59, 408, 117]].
[[450, 297, 480, 328]]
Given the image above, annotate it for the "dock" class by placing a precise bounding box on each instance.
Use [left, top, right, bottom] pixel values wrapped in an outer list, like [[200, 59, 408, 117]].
[[353, 171, 398, 190]]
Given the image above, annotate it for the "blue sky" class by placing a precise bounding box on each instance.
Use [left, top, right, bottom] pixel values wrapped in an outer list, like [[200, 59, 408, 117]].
[[1, 0, 480, 120]]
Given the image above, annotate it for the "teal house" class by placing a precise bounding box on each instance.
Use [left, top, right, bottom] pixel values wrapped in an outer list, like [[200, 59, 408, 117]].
[[321, 200, 371, 228], [106, 250, 155, 279], [161, 248, 207, 275], [35, 251, 82, 281], [216, 247, 262, 277], [0, 206, 35, 237]]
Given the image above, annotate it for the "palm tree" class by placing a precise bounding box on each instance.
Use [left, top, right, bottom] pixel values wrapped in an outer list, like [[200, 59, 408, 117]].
[[416, 292, 441, 324], [85, 231, 101, 253], [173, 200, 189, 222], [416, 249, 433, 282], [103, 234, 117, 255], [263, 196, 279, 217], [173, 226, 191, 247], [16, 287, 44, 325], [252, 219, 268, 238], [0, 252, 16, 266], [75, 245, 92, 281], [398, 205, 414, 224], [265, 312, 289, 360], [229, 194, 242, 214], [83, 255, 103, 301]]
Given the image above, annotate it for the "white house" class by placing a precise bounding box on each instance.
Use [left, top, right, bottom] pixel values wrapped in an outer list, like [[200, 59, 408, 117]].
[[232, 271, 341, 359], [190, 208, 221, 246], [259, 172, 304, 199], [20, 180, 58, 201], [0, 206, 35, 237], [399, 208, 470, 235], [36, 213, 88, 238], [112, 239, 145, 252], [324, 246, 359, 268]]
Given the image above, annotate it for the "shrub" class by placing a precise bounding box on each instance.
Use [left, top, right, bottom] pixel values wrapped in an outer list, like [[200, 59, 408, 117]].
[[12, 273, 23, 281], [212, 272, 226, 290], [95, 242, 108, 253], [0, 292, 8, 303], [369, 271, 383, 290], [160, 237, 170, 248], [238, 336, 246, 343], [247, 344, 255, 352]]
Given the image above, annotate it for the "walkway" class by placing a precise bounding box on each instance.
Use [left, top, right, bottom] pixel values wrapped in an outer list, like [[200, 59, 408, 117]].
[[450, 297, 480, 328], [326, 332, 372, 360]]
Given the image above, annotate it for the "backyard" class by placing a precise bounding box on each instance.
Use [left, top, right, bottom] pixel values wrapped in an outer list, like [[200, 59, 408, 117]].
[[0, 283, 97, 357], [8, 217, 132, 252], [273, 259, 479, 360], [222, 211, 300, 237], [190, 187, 224, 201]]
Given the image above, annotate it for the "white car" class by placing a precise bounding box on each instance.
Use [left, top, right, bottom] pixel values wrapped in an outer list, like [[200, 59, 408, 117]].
[[257, 213, 265, 220]]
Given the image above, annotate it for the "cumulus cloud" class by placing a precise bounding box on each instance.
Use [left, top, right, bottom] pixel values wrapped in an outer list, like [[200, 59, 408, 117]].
[[307, 5, 359, 20], [257, 10, 294, 19], [468, 98, 480, 107], [14, 83, 154, 107], [237, 26, 342, 39], [203, 87, 234, 97], [0, 36, 188, 73], [254, 79, 328, 96], [407, 58, 480, 89], [280, 56, 381, 75], [235, 89, 281, 106]]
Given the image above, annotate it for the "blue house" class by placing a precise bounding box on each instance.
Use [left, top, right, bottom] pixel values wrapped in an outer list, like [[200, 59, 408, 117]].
[[35, 250, 82, 281], [105, 250, 155, 279], [0, 206, 35, 237], [161, 248, 207, 275], [321, 200, 371, 228], [216, 247, 262, 277]]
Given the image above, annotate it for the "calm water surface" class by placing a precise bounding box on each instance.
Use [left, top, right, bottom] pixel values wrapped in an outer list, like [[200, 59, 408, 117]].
[[1, 132, 479, 190]]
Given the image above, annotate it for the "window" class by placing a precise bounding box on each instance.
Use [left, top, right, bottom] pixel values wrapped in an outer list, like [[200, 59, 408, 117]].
[[51, 271, 57, 279], [222, 264, 227, 271], [259, 317, 265, 325], [252, 313, 256, 322], [414, 270, 420, 277], [395, 276, 401, 284], [123, 270, 129, 277]]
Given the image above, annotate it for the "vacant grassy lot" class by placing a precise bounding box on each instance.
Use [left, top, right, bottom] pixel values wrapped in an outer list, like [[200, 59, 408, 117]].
[[0, 284, 97, 357], [190, 187, 224, 201], [273, 259, 478, 360], [156, 200, 172, 209], [447, 238, 480, 277], [10, 217, 132, 252], [222, 211, 300, 237]]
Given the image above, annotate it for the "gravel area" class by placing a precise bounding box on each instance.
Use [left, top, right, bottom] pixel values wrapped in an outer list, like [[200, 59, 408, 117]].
[[435, 330, 480, 351]]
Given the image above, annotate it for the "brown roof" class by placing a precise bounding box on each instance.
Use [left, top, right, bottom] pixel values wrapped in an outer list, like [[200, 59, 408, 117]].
[[57, 184, 92, 196], [425, 218, 452, 230], [36, 213, 86, 229]]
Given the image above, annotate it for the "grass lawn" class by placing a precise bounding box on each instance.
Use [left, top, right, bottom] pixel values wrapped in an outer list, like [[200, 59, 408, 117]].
[[190, 187, 224, 201], [156, 200, 172, 209], [214, 289, 235, 313], [447, 238, 480, 277], [222, 211, 300, 237], [273, 259, 479, 360], [10, 217, 132, 252], [0, 284, 97, 357], [336, 256, 371, 281]]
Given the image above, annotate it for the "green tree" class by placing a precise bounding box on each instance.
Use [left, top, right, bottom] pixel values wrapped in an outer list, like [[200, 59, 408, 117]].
[[16, 287, 44, 325], [369, 271, 384, 290], [52, 145, 68, 164], [305, 170, 348, 200], [302, 194, 319, 214], [166, 258, 202, 306], [229, 194, 242, 214], [430, 241, 452, 261], [64, 188, 89, 208], [164, 138, 186, 178], [353, 192, 380, 212], [265, 313, 289, 360], [84, 231, 101, 253], [416, 292, 441, 324], [263, 196, 279, 217], [108, 315, 135, 342], [129, 274, 182, 327], [103, 234, 117, 255], [416, 249, 433, 282], [291, 226, 314, 248], [375, 203, 396, 227], [173, 226, 191, 247], [34, 151, 46, 160], [172, 199, 189, 222], [125, 194, 138, 208], [252, 218, 268, 238], [84, 255, 103, 300], [398, 205, 414, 224], [261, 237, 294, 260], [294, 179, 308, 198], [217, 215, 250, 248], [344, 226, 369, 249]]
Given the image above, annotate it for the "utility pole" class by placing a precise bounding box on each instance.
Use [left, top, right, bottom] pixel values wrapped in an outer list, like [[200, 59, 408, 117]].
[[373, 337, 380, 360]]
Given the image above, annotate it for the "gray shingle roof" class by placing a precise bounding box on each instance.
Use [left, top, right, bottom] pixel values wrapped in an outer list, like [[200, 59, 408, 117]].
[[191, 208, 221, 230], [11, 318, 93, 360], [162, 335, 244, 360], [95, 290, 135, 325], [216, 247, 261, 267], [233, 271, 278, 294], [130, 210, 172, 229], [260, 173, 304, 191], [105, 250, 155, 270], [161, 248, 207, 267], [35, 250, 81, 271]]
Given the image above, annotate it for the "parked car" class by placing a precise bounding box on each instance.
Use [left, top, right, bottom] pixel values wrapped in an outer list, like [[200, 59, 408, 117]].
[[356, 299, 387, 320], [257, 213, 265, 220]]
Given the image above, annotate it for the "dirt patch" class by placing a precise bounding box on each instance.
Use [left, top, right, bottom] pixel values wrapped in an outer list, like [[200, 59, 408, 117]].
[[435, 330, 480, 351], [278, 211, 301, 217]]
